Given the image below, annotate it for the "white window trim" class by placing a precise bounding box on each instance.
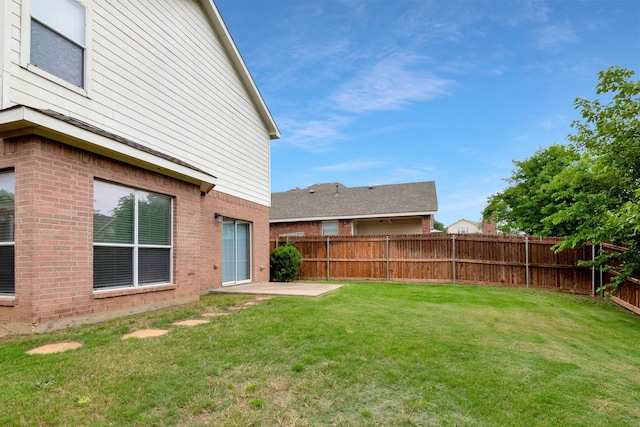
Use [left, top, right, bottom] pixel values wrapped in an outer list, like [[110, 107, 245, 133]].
[[93, 182, 174, 290], [0, 170, 14, 296], [20, 0, 92, 96]]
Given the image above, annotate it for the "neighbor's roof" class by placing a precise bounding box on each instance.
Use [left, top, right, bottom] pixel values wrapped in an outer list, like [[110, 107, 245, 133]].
[[270, 182, 438, 222]]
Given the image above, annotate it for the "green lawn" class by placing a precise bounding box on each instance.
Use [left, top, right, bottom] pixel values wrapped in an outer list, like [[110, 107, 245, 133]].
[[2, 282, 640, 426]]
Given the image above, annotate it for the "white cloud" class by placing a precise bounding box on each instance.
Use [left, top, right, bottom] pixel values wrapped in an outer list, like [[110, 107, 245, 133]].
[[273, 115, 353, 152], [312, 159, 387, 173], [532, 24, 579, 51], [539, 114, 568, 130], [330, 55, 455, 113]]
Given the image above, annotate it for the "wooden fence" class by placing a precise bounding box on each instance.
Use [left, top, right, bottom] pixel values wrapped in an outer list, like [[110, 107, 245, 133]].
[[271, 234, 598, 294], [600, 242, 640, 315]]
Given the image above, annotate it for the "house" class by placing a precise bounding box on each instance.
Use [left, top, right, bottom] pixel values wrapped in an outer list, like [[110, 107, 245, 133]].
[[447, 219, 480, 234], [270, 182, 438, 237], [0, 0, 279, 335]]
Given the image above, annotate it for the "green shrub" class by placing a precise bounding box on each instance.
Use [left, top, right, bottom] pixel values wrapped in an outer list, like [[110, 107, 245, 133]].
[[270, 241, 303, 282]]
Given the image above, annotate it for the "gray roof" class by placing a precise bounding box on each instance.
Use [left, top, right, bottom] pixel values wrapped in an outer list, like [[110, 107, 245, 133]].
[[270, 181, 438, 222]]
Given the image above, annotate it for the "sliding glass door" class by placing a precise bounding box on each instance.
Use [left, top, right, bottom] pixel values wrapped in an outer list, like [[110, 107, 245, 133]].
[[222, 220, 251, 285]]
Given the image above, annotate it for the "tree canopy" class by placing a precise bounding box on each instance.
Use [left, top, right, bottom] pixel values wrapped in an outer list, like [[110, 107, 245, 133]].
[[433, 219, 447, 232], [484, 66, 640, 291]]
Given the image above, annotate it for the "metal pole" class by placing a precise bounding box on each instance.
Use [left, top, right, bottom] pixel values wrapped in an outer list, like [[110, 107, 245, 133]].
[[275, 237, 279, 248], [599, 243, 604, 297], [591, 243, 596, 296], [386, 235, 390, 281], [452, 234, 456, 284], [326, 237, 330, 281], [525, 236, 529, 289]]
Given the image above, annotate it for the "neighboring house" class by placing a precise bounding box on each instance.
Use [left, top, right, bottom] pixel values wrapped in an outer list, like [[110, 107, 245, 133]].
[[270, 182, 438, 237], [447, 219, 481, 234], [0, 0, 279, 335]]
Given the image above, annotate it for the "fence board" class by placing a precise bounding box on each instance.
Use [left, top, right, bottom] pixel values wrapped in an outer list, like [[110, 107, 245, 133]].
[[271, 234, 596, 293], [272, 234, 640, 313]]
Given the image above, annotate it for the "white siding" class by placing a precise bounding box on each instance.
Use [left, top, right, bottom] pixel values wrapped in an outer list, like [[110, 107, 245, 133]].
[[5, 0, 271, 205], [446, 219, 480, 234]]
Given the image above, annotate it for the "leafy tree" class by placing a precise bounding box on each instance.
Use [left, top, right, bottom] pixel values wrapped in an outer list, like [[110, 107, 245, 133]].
[[483, 144, 580, 235], [433, 219, 446, 232], [485, 66, 640, 292], [552, 66, 640, 291]]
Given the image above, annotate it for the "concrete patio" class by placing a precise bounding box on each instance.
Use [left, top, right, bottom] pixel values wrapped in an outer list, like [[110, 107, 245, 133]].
[[210, 282, 343, 297]]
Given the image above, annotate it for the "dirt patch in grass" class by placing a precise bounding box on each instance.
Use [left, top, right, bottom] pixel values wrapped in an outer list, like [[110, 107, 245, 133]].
[[121, 329, 169, 339], [202, 312, 233, 317], [26, 341, 83, 354], [174, 319, 210, 326]]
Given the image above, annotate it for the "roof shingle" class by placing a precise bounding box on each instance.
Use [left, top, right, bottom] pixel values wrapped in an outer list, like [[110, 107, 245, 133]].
[[270, 181, 438, 221]]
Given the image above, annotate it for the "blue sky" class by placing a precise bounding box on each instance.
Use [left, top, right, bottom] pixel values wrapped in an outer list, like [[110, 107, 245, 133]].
[[216, 0, 639, 227]]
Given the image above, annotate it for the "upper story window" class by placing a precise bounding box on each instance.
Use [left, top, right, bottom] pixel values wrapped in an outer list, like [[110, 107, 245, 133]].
[[31, 0, 86, 88], [457, 226, 469, 234]]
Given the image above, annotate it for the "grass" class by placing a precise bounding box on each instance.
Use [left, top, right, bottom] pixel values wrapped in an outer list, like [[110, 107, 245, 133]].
[[2, 282, 640, 426]]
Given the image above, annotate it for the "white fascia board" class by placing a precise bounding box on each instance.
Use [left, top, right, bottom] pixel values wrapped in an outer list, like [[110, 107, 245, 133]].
[[270, 211, 438, 223], [201, 0, 280, 140], [0, 106, 217, 192]]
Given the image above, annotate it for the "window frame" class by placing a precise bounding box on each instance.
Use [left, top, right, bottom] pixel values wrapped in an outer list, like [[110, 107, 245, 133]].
[[93, 180, 174, 291], [222, 219, 252, 285], [21, 0, 92, 95], [0, 170, 15, 296], [322, 221, 339, 236]]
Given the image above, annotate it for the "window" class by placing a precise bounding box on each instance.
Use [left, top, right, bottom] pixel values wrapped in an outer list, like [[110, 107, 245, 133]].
[[222, 220, 251, 284], [93, 181, 172, 290], [322, 221, 339, 236], [457, 226, 469, 234], [0, 171, 15, 295], [31, 0, 86, 87]]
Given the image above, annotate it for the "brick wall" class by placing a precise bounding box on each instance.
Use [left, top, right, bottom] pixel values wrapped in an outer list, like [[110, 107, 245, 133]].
[[421, 215, 433, 234], [0, 135, 270, 335], [272, 217, 433, 237], [270, 219, 355, 237], [270, 221, 322, 238], [204, 190, 271, 292]]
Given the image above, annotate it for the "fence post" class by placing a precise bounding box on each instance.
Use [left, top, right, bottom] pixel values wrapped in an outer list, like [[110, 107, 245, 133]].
[[275, 237, 278, 248], [326, 236, 330, 281], [525, 236, 529, 289], [386, 235, 390, 281], [599, 243, 604, 297], [452, 234, 456, 284], [591, 243, 596, 296]]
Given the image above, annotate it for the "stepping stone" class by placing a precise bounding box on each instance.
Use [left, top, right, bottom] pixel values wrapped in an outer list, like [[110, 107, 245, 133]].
[[202, 312, 232, 317], [173, 319, 210, 326], [27, 341, 83, 355], [122, 329, 169, 339]]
